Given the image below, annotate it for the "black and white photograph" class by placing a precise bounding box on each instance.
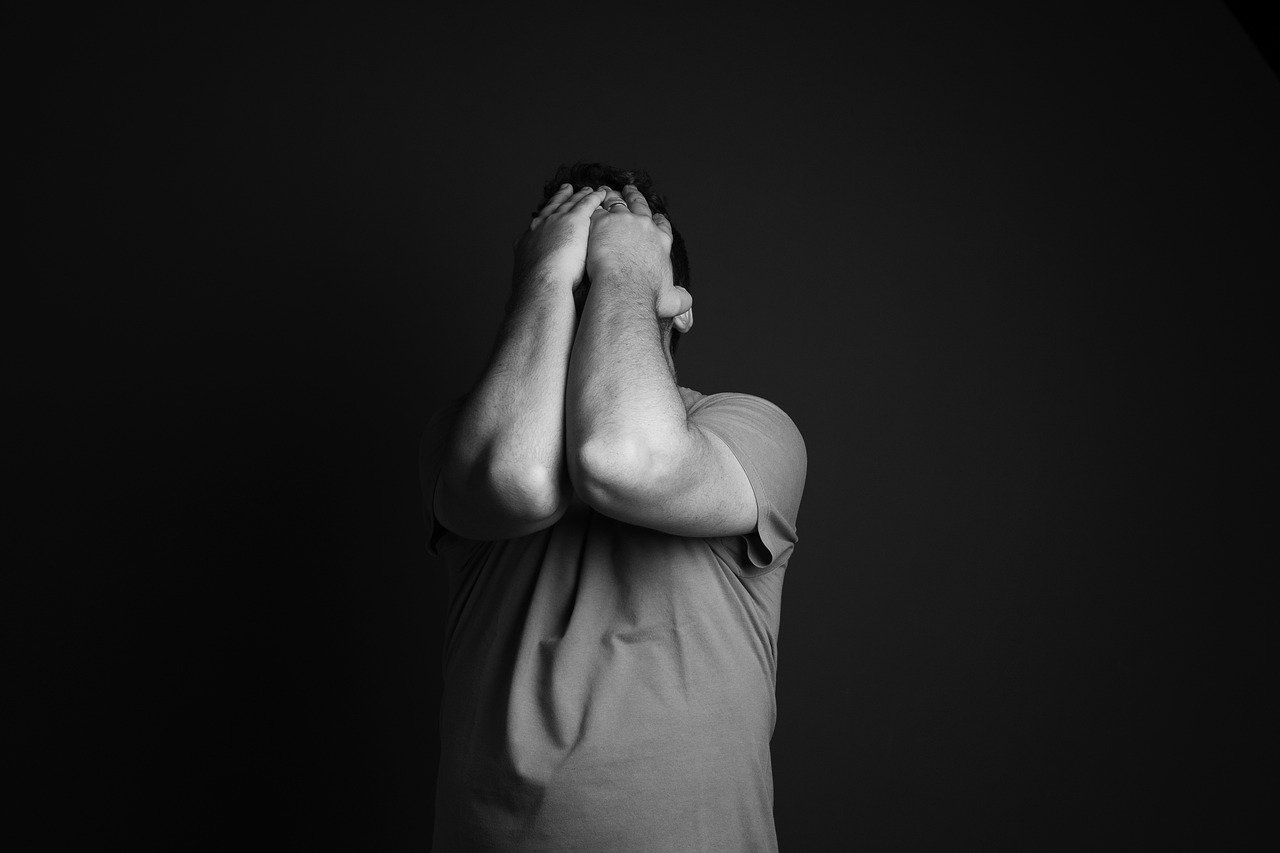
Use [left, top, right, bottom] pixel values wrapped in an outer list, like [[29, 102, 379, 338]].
[[10, 2, 1277, 850]]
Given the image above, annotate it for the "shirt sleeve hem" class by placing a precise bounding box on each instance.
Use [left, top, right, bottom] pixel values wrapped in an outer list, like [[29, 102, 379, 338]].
[[696, 418, 798, 579]]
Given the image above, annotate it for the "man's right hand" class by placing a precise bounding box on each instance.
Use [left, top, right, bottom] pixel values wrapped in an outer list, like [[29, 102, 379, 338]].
[[513, 184, 608, 292]]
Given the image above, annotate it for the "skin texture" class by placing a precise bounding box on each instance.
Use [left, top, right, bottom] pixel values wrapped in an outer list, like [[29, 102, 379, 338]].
[[435, 185, 611, 527], [567, 183, 700, 493], [588, 185, 694, 329], [437, 179, 698, 534], [559, 180, 760, 542], [514, 184, 609, 293]]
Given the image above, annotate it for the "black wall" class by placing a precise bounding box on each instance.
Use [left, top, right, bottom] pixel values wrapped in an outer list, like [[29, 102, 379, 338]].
[[13, 2, 1276, 849]]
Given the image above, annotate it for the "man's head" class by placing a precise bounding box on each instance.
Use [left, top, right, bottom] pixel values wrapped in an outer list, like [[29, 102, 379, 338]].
[[540, 163, 692, 360]]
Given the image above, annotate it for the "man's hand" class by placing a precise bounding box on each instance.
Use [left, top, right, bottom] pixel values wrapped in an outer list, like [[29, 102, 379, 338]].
[[586, 184, 693, 321], [513, 184, 609, 291]]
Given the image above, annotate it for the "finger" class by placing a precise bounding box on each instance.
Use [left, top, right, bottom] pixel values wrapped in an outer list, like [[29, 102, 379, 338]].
[[588, 190, 614, 224], [622, 184, 652, 217], [536, 183, 575, 219], [673, 286, 693, 314], [652, 212, 673, 237], [570, 187, 610, 216], [599, 187, 628, 213], [657, 285, 693, 320], [538, 185, 590, 221], [555, 185, 596, 215]]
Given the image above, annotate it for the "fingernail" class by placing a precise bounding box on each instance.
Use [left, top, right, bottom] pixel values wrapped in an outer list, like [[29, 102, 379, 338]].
[[561, 183, 572, 189]]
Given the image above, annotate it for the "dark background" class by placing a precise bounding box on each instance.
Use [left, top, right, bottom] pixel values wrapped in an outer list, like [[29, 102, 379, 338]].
[[11, 1, 1276, 849]]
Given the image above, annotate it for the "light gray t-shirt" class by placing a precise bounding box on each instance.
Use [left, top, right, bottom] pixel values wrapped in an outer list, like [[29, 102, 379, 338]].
[[419, 387, 807, 852]]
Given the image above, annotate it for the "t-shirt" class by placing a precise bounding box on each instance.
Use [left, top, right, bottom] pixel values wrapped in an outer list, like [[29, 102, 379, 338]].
[[418, 387, 807, 852]]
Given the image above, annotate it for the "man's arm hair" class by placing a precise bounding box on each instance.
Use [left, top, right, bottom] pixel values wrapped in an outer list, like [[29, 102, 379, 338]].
[[566, 186, 689, 498], [434, 280, 577, 540], [564, 186, 795, 544]]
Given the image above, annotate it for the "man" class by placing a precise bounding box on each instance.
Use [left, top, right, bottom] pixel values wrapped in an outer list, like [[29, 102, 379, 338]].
[[419, 163, 807, 851]]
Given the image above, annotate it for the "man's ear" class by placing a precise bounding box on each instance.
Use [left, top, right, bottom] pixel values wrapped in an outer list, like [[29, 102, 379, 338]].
[[673, 307, 693, 334]]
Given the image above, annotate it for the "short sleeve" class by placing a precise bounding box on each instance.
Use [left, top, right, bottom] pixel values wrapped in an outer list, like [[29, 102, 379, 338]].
[[418, 395, 469, 559], [691, 393, 808, 578]]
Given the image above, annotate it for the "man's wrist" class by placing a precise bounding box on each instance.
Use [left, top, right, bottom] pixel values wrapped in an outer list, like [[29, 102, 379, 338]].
[[586, 266, 659, 305], [515, 266, 578, 296]]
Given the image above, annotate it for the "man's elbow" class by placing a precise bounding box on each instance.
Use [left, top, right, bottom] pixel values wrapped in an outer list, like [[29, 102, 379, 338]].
[[571, 434, 654, 512], [484, 461, 566, 522]]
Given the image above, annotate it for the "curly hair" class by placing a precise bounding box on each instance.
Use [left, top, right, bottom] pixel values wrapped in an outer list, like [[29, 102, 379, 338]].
[[540, 162, 691, 359]]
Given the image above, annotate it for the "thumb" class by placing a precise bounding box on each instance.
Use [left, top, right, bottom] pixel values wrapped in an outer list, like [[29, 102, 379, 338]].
[[656, 285, 693, 320]]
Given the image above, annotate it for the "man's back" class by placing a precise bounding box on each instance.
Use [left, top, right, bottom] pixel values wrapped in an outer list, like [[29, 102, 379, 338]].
[[420, 386, 806, 852]]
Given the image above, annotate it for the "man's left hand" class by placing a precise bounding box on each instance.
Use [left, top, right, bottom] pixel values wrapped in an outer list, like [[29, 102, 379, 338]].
[[586, 184, 693, 322]]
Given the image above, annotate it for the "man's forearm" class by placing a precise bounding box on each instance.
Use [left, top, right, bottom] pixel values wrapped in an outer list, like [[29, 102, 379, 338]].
[[444, 279, 577, 513], [565, 274, 687, 484]]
